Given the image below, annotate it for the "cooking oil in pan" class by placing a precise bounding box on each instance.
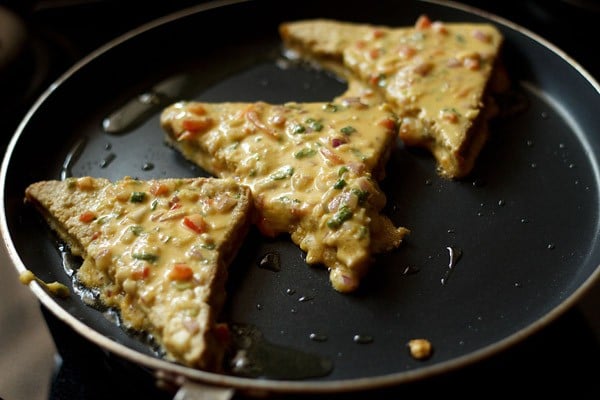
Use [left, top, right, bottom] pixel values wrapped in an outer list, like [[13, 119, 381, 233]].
[[352, 334, 374, 344], [257, 252, 281, 272], [441, 245, 463, 285], [229, 323, 333, 379], [309, 332, 328, 342], [57, 241, 333, 379], [99, 152, 116, 168], [58, 243, 165, 355]]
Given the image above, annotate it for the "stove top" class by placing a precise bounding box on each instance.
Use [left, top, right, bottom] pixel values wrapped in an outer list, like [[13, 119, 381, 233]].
[[1, 1, 598, 398]]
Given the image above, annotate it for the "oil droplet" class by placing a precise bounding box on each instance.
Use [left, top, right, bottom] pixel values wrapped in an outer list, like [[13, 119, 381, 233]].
[[256, 304, 263, 311], [559, 143, 565, 149], [139, 92, 160, 105], [447, 229, 455, 234], [514, 282, 522, 288], [103, 308, 122, 326], [231, 350, 252, 372], [401, 265, 420, 276], [541, 111, 548, 119], [276, 57, 293, 70], [142, 162, 154, 171], [476, 211, 483, 217], [441, 246, 463, 285], [530, 162, 537, 169], [547, 243, 555, 250], [286, 288, 296, 296], [99, 153, 116, 168], [353, 334, 374, 344], [568, 163, 575, 169], [526, 139, 534, 147], [229, 324, 333, 379], [309, 333, 328, 342], [258, 252, 281, 272], [425, 179, 432, 186], [520, 218, 529, 224], [498, 199, 505, 206], [290, 308, 297, 314], [60, 247, 102, 307]]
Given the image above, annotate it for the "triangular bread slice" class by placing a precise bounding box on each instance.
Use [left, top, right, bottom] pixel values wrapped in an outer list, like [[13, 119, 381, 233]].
[[160, 100, 409, 293], [25, 176, 253, 371], [279, 16, 510, 178]]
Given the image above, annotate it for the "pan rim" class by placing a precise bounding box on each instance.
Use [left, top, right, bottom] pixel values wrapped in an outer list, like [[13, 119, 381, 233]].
[[1, 0, 599, 394]]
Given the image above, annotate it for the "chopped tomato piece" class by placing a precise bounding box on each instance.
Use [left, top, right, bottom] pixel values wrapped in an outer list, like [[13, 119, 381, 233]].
[[169, 263, 194, 281], [369, 48, 381, 60], [441, 110, 459, 123], [368, 74, 378, 86], [378, 117, 398, 131], [79, 211, 96, 223], [431, 21, 447, 34], [398, 44, 416, 59], [188, 103, 207, 115], [371, 29, 385, 39], [472, 29, 491, 43], [320, 147, 344, 165], [169, 195, 181, 210], [463, 56, 481, 71], [245, 106, 279, 138], [182, 117, 213, 133], [150, 182, 170, 196], [176, 118, 213, 141], [131, 266, 150, 280], [415, 14, 431, 30], [183, 214, 208, 234]]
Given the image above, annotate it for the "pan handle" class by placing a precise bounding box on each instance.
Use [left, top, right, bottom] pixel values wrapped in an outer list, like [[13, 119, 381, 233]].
[[173, 380, 235, 400]]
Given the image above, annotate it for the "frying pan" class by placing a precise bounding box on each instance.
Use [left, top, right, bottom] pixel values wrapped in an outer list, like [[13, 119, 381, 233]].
[[2, 0, 599, 397]]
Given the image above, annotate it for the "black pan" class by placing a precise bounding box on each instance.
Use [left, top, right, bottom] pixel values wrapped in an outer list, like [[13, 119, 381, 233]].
[[2, 0, 599, 397]]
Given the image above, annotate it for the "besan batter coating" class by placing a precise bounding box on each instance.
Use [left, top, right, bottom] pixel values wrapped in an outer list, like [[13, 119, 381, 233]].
[[25, 176, 253, 371], [161, 100, 409, 293], [280, 15, 509, 178]]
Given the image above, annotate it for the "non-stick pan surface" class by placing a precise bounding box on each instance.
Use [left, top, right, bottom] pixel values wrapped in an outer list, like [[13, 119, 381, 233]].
[[2, 0, 599, 395]]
